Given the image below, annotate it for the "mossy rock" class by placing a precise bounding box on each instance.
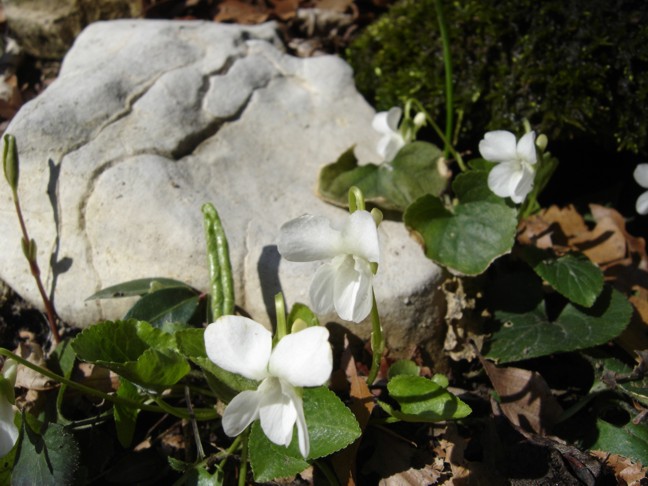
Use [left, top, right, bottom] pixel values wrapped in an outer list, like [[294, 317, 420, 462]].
[[347, 0, 648, 155]]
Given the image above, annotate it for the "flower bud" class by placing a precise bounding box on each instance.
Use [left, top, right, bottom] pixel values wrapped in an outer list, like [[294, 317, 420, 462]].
[[535, 134, 548, 152], [413, 112, 426, 127], [3, 134, 18, 191]]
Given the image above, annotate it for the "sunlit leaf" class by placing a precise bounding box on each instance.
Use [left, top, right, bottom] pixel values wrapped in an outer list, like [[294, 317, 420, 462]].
[[318, 142, 449, 211], [404, 171, 517, 275], [86, 277, 191, 300], [249, 386, 361, 482], [592, 419, 648, 466], [521, 247, 603, 307], [124, 287, 205, 328]]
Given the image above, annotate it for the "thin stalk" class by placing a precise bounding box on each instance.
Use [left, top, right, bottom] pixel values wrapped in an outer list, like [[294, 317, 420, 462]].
[[274, 292, 287, 341], [0, 348, 218, 420], [185, 385, 205, 460], [410, 99, 466, 171], [434, 0, 454, 161], [365, 291, 384, 385], [238, 430, 250, 486], [348, 186, 365, 212], [11, 191, 61, 344]]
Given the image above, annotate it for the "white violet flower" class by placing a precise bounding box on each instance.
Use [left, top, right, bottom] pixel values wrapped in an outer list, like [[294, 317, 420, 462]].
[[634, 164, 648, 215], [372, 107, 406, 162], [0, 359, 18, 457], [278, 210, 380, 323], [479, 130, 538, 204], [204, 316, 332, 458]]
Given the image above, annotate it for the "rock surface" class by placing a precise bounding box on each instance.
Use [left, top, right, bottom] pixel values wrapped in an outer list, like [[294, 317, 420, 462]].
[[5, 0, 142, 59], [0, 20, 445, 354]]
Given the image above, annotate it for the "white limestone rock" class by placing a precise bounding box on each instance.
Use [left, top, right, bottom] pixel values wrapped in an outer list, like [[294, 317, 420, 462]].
[[0, 20, 444, 354]]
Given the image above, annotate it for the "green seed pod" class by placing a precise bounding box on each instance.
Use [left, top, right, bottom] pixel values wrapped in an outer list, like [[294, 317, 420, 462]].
[[3, 134, 19, 191]]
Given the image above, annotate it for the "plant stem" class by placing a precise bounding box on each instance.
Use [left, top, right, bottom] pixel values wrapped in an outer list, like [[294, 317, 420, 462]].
[[202, 203, 235, 320], [275, 292, 287, 341], [238, 429, 250, 486], [434, 0, 454, 161], [0, 347, 218, 420], [11, 190, 61, 344], [366, 290, 384, 385]]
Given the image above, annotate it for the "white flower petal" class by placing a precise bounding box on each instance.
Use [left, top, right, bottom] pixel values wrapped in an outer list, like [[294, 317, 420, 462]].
[[340, 210, 380, 264], [258, 377, 297, 447], [334, 255, 374, 322], [634, 164, 648, 188], [372, 107, 402, 133], [0, 399, 17, 457], [637, 191, 648, 215], [221, 389, 262, 437], [488, 162, 520, 200], [378, 134, 405, 162], [278, 215, 343, 262], [269, 326, 332, 387], [282, 382, 309, 458], [511, 162, 535, 203], [204, 316, 272, 381], [309, 261, 338, 315], [516, 131, 537, 165], [479, 130, 518, 162]]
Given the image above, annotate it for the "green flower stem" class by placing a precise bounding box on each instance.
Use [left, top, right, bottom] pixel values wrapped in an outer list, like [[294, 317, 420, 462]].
[[274, 292, 287, 341], [348, 186, 366, 212], [434, 0, 454, 161], [0, 348, 218, 421], [238, 429, 250, 486], [410, 99, 466, 172], [171, 435, 243, 486], [366, 290, 384, 385], [202, 203, 235, 319]]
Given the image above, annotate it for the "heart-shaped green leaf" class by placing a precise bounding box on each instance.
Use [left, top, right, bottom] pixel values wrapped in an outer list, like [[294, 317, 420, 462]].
[[521, 247, 604, 307], [487, 286, 632, 363], [591, 419, 648, 466], [13, 418, 80, 486], [404, 171, 518, 275], [249, 386, 361, 482], [71, 320, 190, 391], [318, 142, 449, 211], [383, 375, 471, 422]]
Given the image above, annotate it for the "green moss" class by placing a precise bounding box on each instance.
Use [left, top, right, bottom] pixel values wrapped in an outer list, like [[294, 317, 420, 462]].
[[347, 0, 648, 154]]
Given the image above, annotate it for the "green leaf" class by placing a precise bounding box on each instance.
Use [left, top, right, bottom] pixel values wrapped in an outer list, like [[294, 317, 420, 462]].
[[71, 320, 190, 391], [591, 419, 648, 465], [12, 419, 79, 486], [487, 286, 632, 363], [404, 173, 517, 275], [385, 375, 471, 422], [318, 142, 449, 211], [176, 328, 257, 402], [588, 353, 648, 407], [124, 287, 205, 328], [388, 359, 420, 379], [114, 378, 141, 448], [86, 277, 191, 300], [522, 247, 604, 307], [287, 303, 319, 329], [249, 386, 361, 482]]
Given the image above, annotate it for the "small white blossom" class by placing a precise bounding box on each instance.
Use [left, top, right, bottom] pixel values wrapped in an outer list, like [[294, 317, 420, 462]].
[[204, 316, 332, 458], [372, 107, 406, 162], [278, 210, 380, 323], [0, 359, 18, 457], [479, 130, 537, 204], [634, 164, 648, 215]]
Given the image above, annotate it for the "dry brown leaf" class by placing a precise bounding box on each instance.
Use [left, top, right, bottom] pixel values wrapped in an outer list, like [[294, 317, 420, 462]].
[[14, 341, 54, 391], [591, 452, 647, 485], [269, 0, 299, 19], [314, 0, 354, 13], [518, 204, 589, 250], [441, 277, 484, 361], [214, 0, 269, 24], [479, 357, 563, 436], [331, 335, 376, 485]]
